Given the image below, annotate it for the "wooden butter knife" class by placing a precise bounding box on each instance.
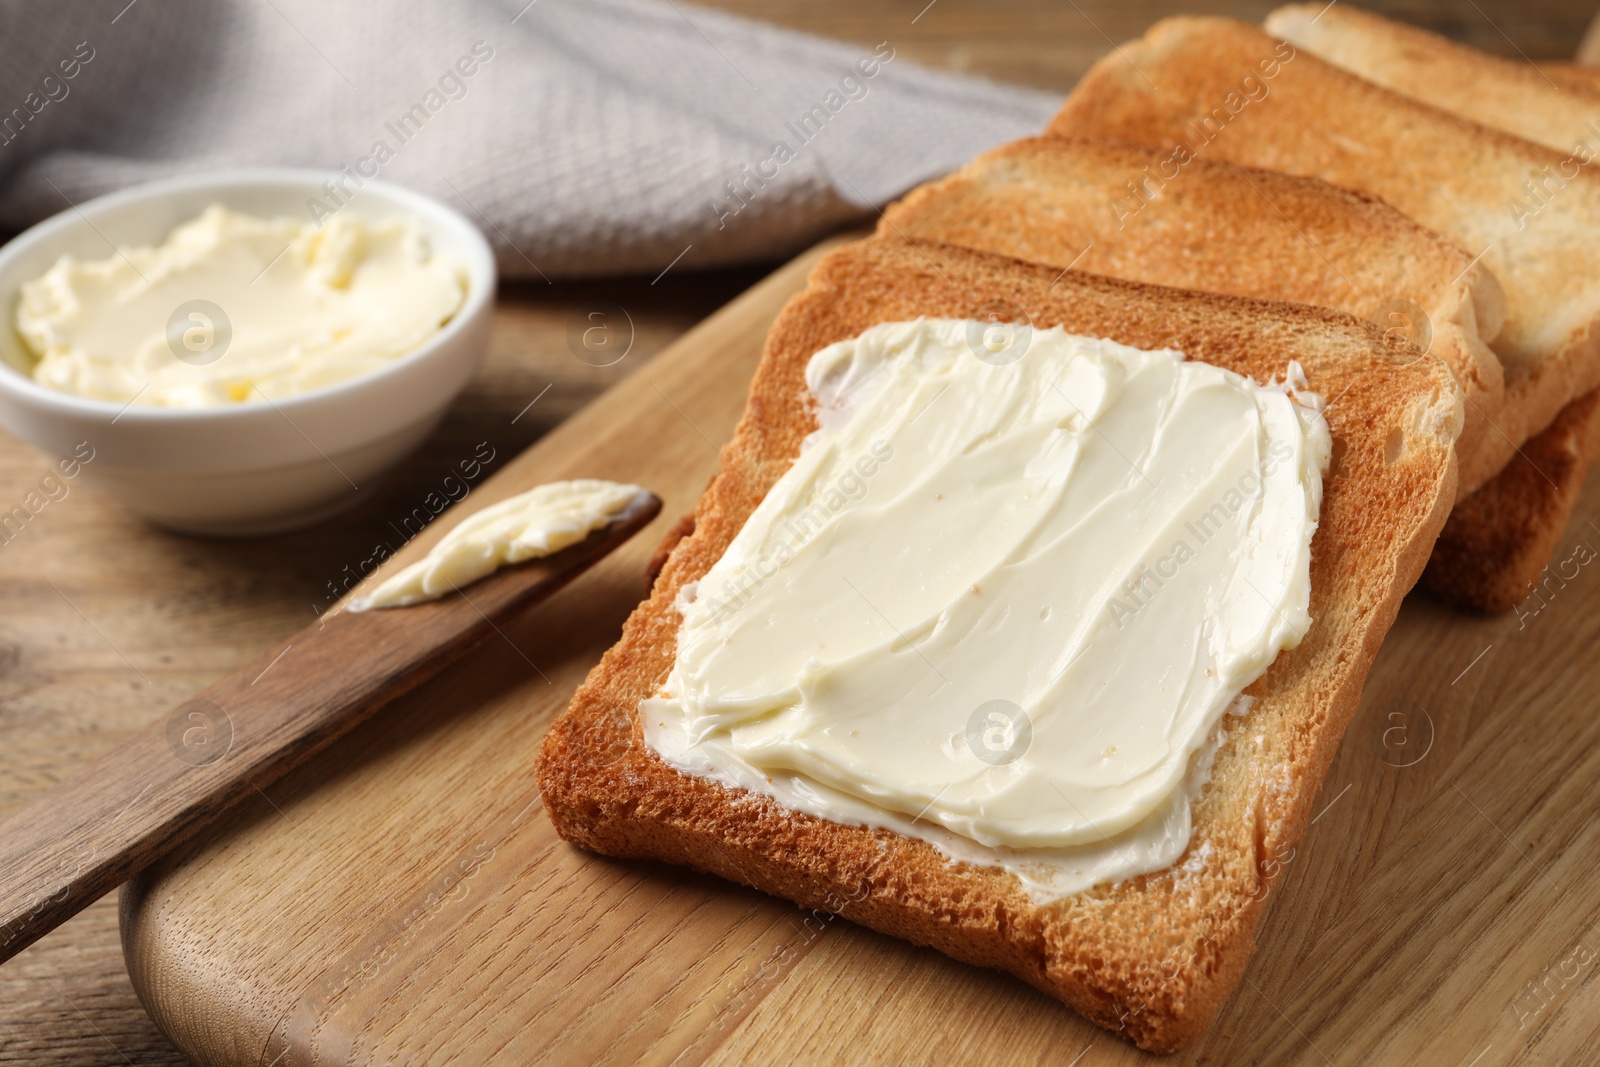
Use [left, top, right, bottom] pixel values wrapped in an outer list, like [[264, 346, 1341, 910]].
[[0, 491, 661, 965]]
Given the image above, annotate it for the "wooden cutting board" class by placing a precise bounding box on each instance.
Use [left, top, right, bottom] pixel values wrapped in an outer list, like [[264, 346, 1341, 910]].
[[121, 234, 1600, 1066]]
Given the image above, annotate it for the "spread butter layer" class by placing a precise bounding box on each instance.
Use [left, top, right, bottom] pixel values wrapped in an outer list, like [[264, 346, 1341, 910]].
[[643, 319, 1329, 900], [353, 479, 650, 610]]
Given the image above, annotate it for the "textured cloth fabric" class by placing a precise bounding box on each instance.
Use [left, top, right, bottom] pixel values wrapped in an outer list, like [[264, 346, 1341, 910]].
[[0, 0, 1059, 278]]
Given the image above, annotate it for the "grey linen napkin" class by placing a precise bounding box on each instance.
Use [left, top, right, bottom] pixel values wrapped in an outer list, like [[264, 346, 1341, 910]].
[[0, 0, 1060, 278]]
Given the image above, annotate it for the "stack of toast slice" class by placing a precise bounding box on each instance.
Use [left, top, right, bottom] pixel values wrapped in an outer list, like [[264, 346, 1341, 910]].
[[1052, 15, 1600, 611], [540, 7, 1589, 1052], [1261, 3, 1600, 610]]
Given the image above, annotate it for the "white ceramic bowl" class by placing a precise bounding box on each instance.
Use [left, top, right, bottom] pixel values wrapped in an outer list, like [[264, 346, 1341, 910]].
[[0, 169, 496, 535]]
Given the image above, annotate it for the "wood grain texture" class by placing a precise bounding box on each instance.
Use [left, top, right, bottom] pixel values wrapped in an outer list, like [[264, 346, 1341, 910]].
[[2, 2, 1598, 1064]]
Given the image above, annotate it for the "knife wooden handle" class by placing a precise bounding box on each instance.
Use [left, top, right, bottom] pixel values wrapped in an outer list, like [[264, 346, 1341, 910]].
[[0, 492, 660, 965]]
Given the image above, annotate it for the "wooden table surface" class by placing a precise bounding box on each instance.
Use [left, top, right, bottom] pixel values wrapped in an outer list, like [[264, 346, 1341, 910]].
[[1, 1, 1596, 1063]]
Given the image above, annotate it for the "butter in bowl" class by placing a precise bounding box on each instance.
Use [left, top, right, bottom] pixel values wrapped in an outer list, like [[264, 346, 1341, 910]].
[[0, 170, 496, 535]]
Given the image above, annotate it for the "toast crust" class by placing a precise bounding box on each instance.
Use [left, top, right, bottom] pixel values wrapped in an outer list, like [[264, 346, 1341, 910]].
[[1049, 17, 1600, 479], [879, 134, 1506, 501], [536, 237, 1460, 1051], [1258, 7, 1600, 614], [1424, 388, 1600, 613]]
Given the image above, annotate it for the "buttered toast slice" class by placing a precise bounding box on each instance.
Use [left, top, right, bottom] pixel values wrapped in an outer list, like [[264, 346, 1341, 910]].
[[879, 135, 1506, 501], [537, 237, 1461, 1052], [1049, 17, 1600, 483]]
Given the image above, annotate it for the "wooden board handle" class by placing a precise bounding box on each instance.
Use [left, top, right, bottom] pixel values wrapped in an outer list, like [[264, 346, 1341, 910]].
[[0, 492, 660, 965]]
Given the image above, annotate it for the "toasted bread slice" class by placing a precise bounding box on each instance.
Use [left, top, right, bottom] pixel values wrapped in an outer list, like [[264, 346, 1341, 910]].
[[1266, 4, 1600, 156], [878, 134, 1506, 500], [537, 236, 1461, 1052], [1049, 16, 1600, 472], [1423, 387, 1600, 612]]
